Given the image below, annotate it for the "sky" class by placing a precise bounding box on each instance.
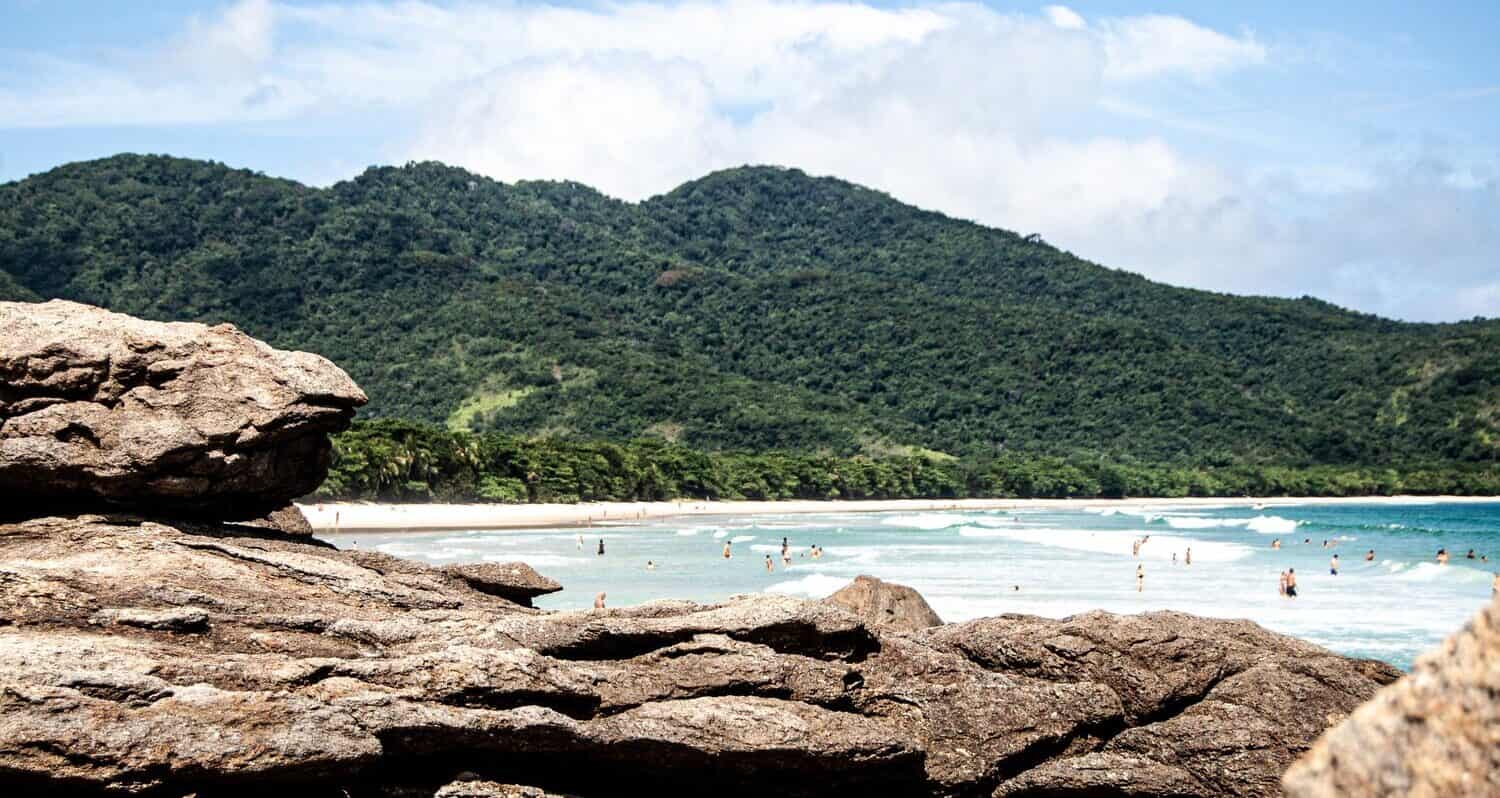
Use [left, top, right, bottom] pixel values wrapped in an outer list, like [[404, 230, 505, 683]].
[[1, 1, 1497, 322]]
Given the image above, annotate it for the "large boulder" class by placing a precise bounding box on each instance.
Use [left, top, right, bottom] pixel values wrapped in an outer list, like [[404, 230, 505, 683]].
[[823, 574, 944, 632], [0, 300, 366, 518], [1283, 594, 1500, 798]]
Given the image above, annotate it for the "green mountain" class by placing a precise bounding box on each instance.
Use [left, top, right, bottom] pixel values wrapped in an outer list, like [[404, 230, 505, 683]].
[[2, 154, 1496, 465]]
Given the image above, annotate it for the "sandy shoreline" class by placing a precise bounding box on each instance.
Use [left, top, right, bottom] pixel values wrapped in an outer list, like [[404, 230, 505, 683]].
[[299, 494, 1499, 533]]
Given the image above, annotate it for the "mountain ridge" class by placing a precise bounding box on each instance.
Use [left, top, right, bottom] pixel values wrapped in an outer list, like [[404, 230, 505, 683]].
[[2, 153, 1496, 464]]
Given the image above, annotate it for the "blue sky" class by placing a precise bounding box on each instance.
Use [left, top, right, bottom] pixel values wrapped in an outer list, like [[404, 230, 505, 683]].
[[2, 0, 1497, 321]]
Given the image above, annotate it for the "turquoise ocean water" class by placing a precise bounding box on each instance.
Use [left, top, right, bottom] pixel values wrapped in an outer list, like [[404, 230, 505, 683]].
[[322, 501, 1500, 670]]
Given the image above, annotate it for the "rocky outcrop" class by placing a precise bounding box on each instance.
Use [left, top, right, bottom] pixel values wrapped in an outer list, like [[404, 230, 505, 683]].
[[0, 512, 1398, 797], [443, 562, 563, 607], [0, 300, 365, 518], [1283, 594, 1500, 798], [0, 303, 1399, 796], [824, 574, 944, 632]]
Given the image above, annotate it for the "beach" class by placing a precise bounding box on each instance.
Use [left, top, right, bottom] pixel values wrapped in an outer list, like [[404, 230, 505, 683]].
[[299, 494, 1498, 533]]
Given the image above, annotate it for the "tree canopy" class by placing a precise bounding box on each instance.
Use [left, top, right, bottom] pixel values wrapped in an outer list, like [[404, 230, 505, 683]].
[[3, 154, 1496, 467]]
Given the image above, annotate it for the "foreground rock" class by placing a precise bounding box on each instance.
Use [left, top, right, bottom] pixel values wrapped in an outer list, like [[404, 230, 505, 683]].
[[824, 574, 943, 632], [0, 300, 365, 518], [1283, 594, 1500, 798], [0, 513, 1398, 797]]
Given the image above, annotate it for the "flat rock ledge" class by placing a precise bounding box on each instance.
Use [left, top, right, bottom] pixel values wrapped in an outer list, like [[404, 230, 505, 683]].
[[0, 513, 1400, 797], [0, 300, 366, 518]]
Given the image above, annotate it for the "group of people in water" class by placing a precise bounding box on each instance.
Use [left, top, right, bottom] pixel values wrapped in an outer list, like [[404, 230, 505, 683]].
[[1134, 531, 1497, 599]]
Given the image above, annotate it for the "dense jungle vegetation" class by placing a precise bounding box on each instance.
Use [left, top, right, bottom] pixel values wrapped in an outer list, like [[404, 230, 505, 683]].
[[2, 154, 1497, 491], [318, 420, 1500, 502]]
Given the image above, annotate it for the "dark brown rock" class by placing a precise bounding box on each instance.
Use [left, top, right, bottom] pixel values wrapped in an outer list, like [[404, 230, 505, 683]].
[[824, 574, 944, 631], [0, 300, 365, 518], [1283, 594, 1500, 798]]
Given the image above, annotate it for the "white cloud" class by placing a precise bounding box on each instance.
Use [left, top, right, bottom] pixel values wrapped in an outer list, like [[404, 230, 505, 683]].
[[0, 0, 1493, 320], [1044, 5, 1086, 31]]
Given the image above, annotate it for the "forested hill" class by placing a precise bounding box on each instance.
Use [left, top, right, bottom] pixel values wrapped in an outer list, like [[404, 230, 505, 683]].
[[2, 154, 1496, 466]]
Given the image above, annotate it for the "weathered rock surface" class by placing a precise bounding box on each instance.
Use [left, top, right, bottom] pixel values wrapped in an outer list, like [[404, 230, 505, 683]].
[[443, 561, 563, 606], [0, 300, 366, 517], [0, 513, 1398, 797], [1283, 593, 1500, 798], [824, 573, 944, 631]]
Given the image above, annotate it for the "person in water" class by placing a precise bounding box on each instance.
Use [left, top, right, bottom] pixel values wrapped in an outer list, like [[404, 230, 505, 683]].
[[1466, 549, 1477, 560], [597, 539, 605, 556], [646, 560, 656, 571], [1437, 548, 1450, 565], [1184, 547, 1192, 566], [1329, 554, 1339, 575], [593, 592, 606, 610], [1278, 570, 1288, 597], [1135, 564, 1144, 593], [1285, 568, 1298, 598], [1172, 552, 1177, 565], [1365, 549, 1375, 562], [722, 541, 732, 559], [1132, 539, 1142, 557], [1272, 539, 1281, 550], [765, 555, 774, 573], [781, 537, 789, 557]]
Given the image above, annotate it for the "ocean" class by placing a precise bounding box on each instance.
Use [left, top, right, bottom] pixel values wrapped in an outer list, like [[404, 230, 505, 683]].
[[321, 500, 1500, 670]]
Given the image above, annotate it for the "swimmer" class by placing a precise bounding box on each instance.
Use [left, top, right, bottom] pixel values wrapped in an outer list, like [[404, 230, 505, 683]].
[[1321, 540, 1328, 549], [1136, 564, 1144, 593], [723, 541, 732, 559], [577, 533, 584, 550], [765, 555, 774, 573], [1437, 548, 1449, 565], [781, 537, 789, 557], [1285, 568, 1297, 598], [646, 560, 656, 571], [1172, 552, 1177, 565], [597, 538, 605, 556], [1365, 549, 1375, 562], [1012, 585, 1020, 592], [1466, 549, 1477, 560], [1278, 570, 1288, 597], [1303, 538, 1310, 544], [1272, 539, 1281, 550], [1184, 547, 1191, 566], [593, 592, 606, 610], [1132, 539, 1142, 558], [1329, 554, 1339, 575]]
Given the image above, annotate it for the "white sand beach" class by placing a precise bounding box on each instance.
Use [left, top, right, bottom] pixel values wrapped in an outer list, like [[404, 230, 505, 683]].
[[298, 494, 1498, 533]]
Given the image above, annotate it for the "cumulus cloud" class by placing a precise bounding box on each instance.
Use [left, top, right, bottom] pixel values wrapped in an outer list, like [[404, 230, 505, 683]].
[[0, 0, 1492, 320]]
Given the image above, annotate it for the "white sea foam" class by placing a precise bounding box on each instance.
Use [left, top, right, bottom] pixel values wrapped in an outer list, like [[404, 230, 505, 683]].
[[676, 528, 704, 536], [1246, 515, 1300, 534], [951, 525, 1250, 562], [729, 535, 757, 544], [1164, 517, 1245, 530], [765, 574, 851, 597], [482, 553, 577, 568], [880, 514, 964, 530], [713, 530, 730, 539]]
